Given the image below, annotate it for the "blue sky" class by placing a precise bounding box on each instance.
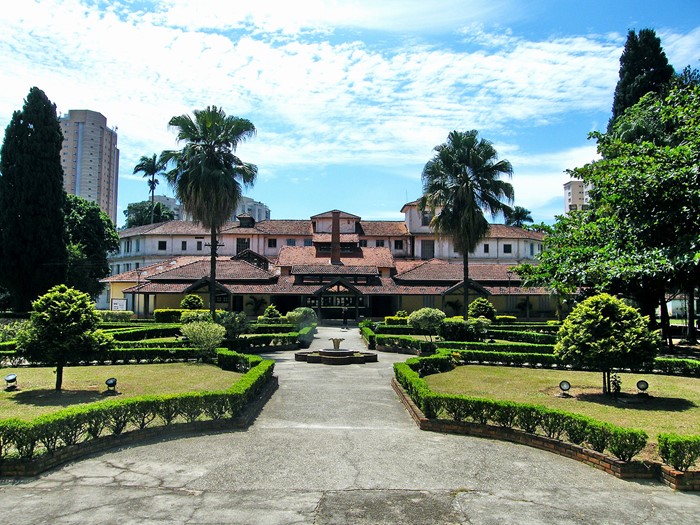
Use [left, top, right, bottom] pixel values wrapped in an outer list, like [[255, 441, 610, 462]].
[[1, 0, 699, 227]]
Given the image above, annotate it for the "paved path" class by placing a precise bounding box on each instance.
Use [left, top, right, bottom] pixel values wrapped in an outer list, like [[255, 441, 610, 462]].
[[1, 326, 698, 524]]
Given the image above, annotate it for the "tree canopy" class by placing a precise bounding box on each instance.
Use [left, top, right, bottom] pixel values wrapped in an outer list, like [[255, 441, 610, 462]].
[[0, 87, 67, 311], [17, 285, 112, 390], [610, 28, 674, 127], [504, 205, 533, 227], [420, 130, 513, 316], [64, 194, 119, 298], [161, 105, 257, 316], [555, 293, 659, 394], [133, 153, 165, 224], [124, 201, 175, 228]]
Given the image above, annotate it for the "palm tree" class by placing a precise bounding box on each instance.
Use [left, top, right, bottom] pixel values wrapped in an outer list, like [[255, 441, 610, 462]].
[[505, 205, 533, 227], [133, 154, 165, 224], [421, 130, 514, 317], [161, 106, 257, 316]]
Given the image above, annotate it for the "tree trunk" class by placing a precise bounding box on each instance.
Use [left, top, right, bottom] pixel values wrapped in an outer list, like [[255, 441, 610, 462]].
[[462, 250, 469, 318], [150, 181, 155, 225], [210, 228, 217, 317], [55, 363, 64, 391], [659, 292, 673, 349], [602, 370, 610, 395], [687, 285, 697, 345]]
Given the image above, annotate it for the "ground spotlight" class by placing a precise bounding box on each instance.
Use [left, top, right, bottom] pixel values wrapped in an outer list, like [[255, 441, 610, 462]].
[[558, 380, 572, 398]]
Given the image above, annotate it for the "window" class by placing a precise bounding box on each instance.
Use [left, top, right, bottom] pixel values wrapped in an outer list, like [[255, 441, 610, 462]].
[[376, 240, 385, 247], [236, 238, 250, 254], [359, 240, 367, 247], [124, 240, 131, 253], [115, 264, 120, 274], [158, 241, 167, 251], [124, 263, 130, 271], [421, 211, 433, 227], [304, 238, 313, 247], [196, 241, 203, 251], [503, 243, 512, 254], [135, 262, 140, 269], [394, 239, 403, 250], [530, 243, 534, 256], [135, 239, 140, 252], [483, 243, 490, 254], [286, 239, 296, 247], [268, 238, 277, 248], [181, 241, 187, 251]]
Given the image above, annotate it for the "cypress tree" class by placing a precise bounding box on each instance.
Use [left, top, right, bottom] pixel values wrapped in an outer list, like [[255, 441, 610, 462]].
[[0, 87, 67, 311], [610, 28, 674, 127]]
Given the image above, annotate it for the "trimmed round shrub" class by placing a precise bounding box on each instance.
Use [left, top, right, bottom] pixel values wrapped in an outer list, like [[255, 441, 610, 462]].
[[468, 297, 496, 320], [180, 294, 204, 310]]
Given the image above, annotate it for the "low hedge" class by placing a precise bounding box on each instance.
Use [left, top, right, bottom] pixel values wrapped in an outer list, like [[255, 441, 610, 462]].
[[658, 433, 700, 471], [360, 324, 376, 349], [297, 325, 316, 348], [113, 340, 192, 349], [384, 316, 409, 326], [224, 333, 300, 352], [395, 359, 648, 463], [100, 347, 204, 364], [437, 341, 555, 354], [0, 352, 274, 461], [0, 340, 17, 351], [96, 311, 134, 323], [487, 329, 557, 344], [107, 326, 182, 341], [247, 323, 296, 334], [653, 358, 700, 377], [153, 309, 188, 323], [373, 323, 419, 335], [453, 350, 559, 367]]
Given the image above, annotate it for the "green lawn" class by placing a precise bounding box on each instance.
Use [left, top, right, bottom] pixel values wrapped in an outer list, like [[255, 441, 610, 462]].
[[1, 363, 241, 421], [425, 365, 700, 461]]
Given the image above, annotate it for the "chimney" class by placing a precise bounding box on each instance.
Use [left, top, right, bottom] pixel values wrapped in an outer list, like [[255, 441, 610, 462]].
[[331, 210, 341, 265]]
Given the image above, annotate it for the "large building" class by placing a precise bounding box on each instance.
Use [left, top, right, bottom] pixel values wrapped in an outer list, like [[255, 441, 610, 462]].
[[59, 110, 119, 223], [563, 179, 590, 213], [103, 203, 550, 318]]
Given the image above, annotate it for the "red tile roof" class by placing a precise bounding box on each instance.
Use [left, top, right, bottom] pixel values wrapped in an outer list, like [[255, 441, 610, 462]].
[[276, 246, 394, 268], [291, 265, 379, 275], [359, 221, 408, 237], [312, 233, 360, 243], [148, 259, 274, 281]]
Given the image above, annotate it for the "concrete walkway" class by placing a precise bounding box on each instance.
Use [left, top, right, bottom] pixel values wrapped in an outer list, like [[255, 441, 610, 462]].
[[1, 326, 698, 524]]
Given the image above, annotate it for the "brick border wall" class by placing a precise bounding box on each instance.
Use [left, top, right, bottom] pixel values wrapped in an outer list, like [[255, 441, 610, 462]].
[[0, 376, 278, 478], [392, 378, 698, 491]]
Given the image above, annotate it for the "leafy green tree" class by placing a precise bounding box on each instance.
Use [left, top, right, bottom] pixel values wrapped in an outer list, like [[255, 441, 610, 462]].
[[421, 130, 513, 317], [161, 106, 257, 317], [217, 311, 249, 339], [123, 201, 175, 228], [285, 307, 317, 328], [133, 154, 165, 224], [468, 297, 496, 320], [408, 307, 446, 341], [17, 285, 113, 390], [0, 87, 67, 311], [504, 206, 533, 227], [555, 293, 659, 394], [64, 194, 119, 298], [610, 28, 674, 127], [180, 294, 204, 310]]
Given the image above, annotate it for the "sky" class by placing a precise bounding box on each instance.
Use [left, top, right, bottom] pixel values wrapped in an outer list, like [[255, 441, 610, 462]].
[[1, 0, 699, 228]]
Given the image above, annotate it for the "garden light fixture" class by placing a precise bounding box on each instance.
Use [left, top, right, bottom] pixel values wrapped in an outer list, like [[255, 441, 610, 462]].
[[636, 379, 649, 395], [4, 373, 17, 390], [558, 380, 571, 398], [105, 377, 117, 393]]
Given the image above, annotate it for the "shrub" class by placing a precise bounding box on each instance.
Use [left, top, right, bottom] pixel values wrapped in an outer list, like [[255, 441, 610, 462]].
[[180, 310, 213, 324], [96, 311, 134, 323], [384, 315, 409, 326], [607, 427, 648, 462], [285, 307, 317, 328], [408, 308, 445, 341], [495, 315, 517, 324], [658, 433, 700, 471], [179, 322, 225, 358], [180, 294, 204, 310], [262, 304, 281, 318], [468, 297, 496, 320], [0, 320, 28, 342], [396, 310, 408, 318], [154, 309, 186, 323], [438, 317, 489, 342], [218, 311, 249, 339]]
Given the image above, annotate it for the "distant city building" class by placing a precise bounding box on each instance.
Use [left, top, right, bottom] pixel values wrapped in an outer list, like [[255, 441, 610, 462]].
[[59, 110, 119, 223], [153, 195, 185, 220], [563, 179, 590, 213], [233, 196, 270, 222]]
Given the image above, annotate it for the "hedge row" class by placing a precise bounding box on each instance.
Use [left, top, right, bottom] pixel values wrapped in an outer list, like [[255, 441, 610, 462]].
[[487, 329, 557, 344], [384, 316, 409, 326], [225, 333, 300, 352], [360, 324, 376, 349], [658, 433, 700, 471], [297, 325, 316, 348], [437, 341, 555, 354], [375, 335, 431, 353], [654, 358, 700, 377], [247, 323, 296, 334], [454, 350, 559, 367], [393, 362, 648, 462], [0, 353, 274, 461], [373, 323, 420, 335], [96, 311, 134, 323]]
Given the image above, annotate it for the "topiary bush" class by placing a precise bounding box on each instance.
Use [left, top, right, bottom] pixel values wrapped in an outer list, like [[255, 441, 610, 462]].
[[180, 294, 204, 310], [408, 308, 445, 341], [438, 317, 489, 342], [658, 433, 700, 471], [179, 321, 225, 359], [468, 297, 496, 320]]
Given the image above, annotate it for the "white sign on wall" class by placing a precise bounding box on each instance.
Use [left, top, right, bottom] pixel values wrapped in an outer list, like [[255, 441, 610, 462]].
[[111, 298, 127, 311]]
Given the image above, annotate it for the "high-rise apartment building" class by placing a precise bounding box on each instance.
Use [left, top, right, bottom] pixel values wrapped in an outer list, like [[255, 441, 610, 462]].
[[59, 110, 119, 223], [563, 179, 590, 213]]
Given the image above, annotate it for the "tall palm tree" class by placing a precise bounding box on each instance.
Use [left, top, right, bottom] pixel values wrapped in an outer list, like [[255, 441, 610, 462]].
[[161, 106, 257, 316], [421, 130, 514, 317], [505, 205, 533, 227], [133, 154, 165, 224]]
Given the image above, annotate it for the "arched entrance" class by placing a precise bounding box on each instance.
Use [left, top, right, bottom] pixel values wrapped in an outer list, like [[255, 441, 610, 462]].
[[315, 279, 363, 321]]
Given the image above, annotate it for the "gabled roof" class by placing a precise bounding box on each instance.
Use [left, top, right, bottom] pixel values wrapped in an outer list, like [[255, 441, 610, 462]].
[[487, 224, 545, 241], [310, 210, 361, 220], [101, 256, 206, 282], [359, 221, 408, 237], [246, 220, 312, 236], [147, 258, 274, 281], [291, 265, 379, 276], [276, 246, 394, 268]]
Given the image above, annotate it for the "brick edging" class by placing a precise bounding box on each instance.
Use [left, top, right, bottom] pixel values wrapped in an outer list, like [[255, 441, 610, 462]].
[[0, 376, 279, 478], [391, 378, 699, 491]]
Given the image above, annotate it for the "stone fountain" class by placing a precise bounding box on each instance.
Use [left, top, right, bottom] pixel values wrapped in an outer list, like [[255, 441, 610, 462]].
[[295, 337, 377, 365]]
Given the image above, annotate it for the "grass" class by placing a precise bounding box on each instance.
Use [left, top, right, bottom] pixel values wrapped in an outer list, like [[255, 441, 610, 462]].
[[425, 365, 700, 461], [0, 363, 242, 421]]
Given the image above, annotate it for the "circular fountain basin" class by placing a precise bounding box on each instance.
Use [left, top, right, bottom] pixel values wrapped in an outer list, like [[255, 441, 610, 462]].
[[295, 348, 378, 365]]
